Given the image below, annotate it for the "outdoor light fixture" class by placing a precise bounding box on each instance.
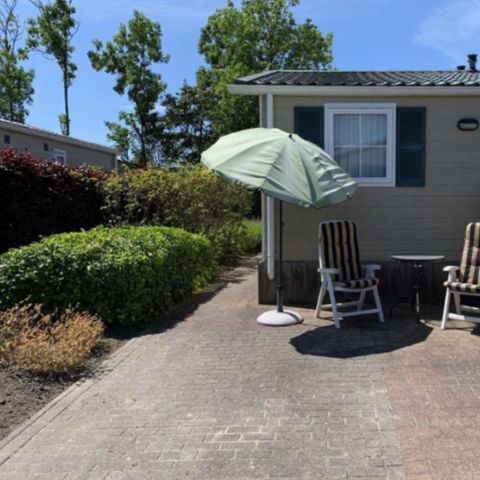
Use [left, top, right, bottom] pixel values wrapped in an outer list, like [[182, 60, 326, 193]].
[[457, 118, 479, 131]]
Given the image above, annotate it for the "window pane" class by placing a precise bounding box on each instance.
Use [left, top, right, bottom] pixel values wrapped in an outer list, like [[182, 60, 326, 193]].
[[361, 114, 387, 146], [361, 147, 386, 177], [334, 115, 359, 146], [334, 147, 360, 177]]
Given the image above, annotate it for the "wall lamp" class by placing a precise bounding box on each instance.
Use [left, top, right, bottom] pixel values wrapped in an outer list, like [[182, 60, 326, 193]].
[[457, 118, 479, 131]]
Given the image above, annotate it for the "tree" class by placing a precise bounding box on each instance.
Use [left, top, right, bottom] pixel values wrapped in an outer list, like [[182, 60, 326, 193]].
[[0, 0, 34, 123], [159, 82, 215, 165], [27, 0, 78, 135], [105, 120, 130, 164], [198, 0, 333, 136], [88, 10, 169, 166]]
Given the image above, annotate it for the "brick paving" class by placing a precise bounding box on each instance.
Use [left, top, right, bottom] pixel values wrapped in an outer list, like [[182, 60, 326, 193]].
[[380, 312, 480, 480], [0, 261, 479, 479]]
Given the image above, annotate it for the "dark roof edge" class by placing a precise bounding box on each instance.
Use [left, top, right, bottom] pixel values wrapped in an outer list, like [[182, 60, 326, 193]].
[[234, 69, 480, 87], [236, 71, 277, 84]]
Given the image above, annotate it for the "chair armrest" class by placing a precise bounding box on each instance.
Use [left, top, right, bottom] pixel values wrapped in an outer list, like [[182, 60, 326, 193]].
[[362, 264, 380, 279], [443, 266, 460, 282], [318, 267, 339, 274], [362, 264, 381, 271], [443, 266, 459, 272]]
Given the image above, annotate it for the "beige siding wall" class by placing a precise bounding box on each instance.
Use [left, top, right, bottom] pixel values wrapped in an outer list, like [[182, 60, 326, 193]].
[[272, 95, 480, 262], [0, 128, 116, 170]]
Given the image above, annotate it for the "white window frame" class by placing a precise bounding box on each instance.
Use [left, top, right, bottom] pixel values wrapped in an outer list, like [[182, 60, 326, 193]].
[[325, 103, 396, 187], [52, 149, 67, 166]]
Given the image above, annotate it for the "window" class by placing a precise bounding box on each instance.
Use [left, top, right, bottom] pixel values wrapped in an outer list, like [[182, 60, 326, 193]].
[[43, 143, 49, 152], [325, 103, 396, 187], [52, 149, 67, 165], [4, 134, 10, 144]]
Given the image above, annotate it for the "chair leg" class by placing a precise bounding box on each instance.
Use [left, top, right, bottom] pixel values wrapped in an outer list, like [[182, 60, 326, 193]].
[[453, 291, 461, 314], [357, 291, 366, 312], [441, 289, 452, 330], [315, 281, 327, 318], [326, 278, 341, 329], [373, 286, 385, 323]]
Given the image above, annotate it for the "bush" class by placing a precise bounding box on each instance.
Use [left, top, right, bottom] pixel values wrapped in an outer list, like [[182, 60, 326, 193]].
[[0, 150, 256, 264], [242, 219, 262, 253], [0, 304, 103, 375], [101, 165, 252, 263], [0, 148, 109, 252], [0, 226, 217, 326]]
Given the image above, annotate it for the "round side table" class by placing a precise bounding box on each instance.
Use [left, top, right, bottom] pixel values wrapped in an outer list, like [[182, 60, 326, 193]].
[[390, 255, 445, 322]]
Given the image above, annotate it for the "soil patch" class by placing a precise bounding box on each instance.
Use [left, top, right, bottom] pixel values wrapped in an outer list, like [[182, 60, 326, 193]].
[[0, 336, 124, 441]]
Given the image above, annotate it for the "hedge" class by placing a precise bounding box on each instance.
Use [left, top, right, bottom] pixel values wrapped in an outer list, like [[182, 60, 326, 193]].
[[0, 226, 217, 326], [0, 148, 108, 252], [0, 150, 254, 263], [101, 165, 252, 263]]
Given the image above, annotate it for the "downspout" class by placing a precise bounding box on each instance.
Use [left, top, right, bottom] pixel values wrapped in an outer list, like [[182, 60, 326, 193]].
[[265, 93, 275, 280]]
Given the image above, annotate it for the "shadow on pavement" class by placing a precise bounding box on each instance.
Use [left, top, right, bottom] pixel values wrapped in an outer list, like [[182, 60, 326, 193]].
[[106, 255, 259, 341], [290, 315, 433, 358]]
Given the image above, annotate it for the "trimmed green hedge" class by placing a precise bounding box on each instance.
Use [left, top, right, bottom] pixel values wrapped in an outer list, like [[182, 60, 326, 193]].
[[0, 226, 217, 326], [101, 165, 252, 263]]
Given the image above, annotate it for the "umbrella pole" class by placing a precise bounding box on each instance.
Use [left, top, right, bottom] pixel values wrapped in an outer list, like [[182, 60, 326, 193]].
[[277, 200, 284, 313], [256, 199, 303, 326]]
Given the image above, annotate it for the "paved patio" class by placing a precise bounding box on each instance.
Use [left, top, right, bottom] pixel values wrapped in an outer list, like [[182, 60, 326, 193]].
[[0, 261, 479, 479]]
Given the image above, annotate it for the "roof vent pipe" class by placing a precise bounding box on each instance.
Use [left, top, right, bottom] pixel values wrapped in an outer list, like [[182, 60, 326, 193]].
[[468, 53, 477, 72], [457, 65, 466, 71]]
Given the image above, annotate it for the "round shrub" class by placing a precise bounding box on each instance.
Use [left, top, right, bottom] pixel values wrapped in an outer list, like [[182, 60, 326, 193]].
[[0, 226, 217, 326]]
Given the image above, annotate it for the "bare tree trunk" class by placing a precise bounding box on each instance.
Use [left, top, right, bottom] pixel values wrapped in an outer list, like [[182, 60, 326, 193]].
[[62, 39, 70, 136], [63, 72, 70, 135], [140, 131, 147, 165]]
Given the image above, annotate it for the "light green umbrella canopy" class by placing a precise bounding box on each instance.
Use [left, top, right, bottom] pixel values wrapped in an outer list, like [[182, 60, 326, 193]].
[[201, 127, 357, 208]]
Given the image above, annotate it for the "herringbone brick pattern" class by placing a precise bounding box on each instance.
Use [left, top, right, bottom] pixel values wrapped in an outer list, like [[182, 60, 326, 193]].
[[3, 261, 477, 479]]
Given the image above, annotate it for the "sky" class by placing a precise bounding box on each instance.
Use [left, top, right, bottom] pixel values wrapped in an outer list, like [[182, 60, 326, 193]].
[[14, 0, 480, 146]]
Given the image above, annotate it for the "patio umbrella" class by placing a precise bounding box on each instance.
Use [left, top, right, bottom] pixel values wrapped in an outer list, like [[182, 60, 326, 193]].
[[201, 127, 357, 326]]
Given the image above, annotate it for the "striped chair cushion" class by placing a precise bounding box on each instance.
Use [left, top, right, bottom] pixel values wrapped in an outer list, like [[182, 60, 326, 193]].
[[444, 281, 480, 293], [459, 223, 480, 285], [319, 221, 362, 283], [335, 278, 380, 289]]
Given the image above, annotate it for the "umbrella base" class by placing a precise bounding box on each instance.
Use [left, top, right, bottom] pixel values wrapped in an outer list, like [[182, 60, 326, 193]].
[[257, 310, 304, 326]]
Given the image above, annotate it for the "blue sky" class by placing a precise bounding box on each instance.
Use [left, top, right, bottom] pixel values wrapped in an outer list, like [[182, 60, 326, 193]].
[[15, 0, 480, 145]]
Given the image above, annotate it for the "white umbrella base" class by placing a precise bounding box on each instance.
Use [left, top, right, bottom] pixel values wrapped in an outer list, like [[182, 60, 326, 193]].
[[257, 310, 304, 326]]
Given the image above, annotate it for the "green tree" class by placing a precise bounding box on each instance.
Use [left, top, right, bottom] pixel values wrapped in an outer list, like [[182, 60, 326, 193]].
[[105, 120, 130, 164], [198, 0, 333, 136], [0, 0, 34, 123], [88, 10, 169, 166], [27, 0, 78, 135], [159, 82, 215, 165]]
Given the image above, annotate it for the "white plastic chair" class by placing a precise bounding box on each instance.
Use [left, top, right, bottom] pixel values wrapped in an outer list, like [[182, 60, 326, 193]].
[[315, 220, 384, 329], [442, 222, 480, 329]]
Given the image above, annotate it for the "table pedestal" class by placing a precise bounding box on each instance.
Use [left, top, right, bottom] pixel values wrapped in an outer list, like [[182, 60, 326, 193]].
[[389, 255, 445, 322]]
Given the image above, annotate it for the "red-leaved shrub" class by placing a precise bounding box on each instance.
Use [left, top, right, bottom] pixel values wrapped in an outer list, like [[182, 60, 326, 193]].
[[0, 148, 110, 252]]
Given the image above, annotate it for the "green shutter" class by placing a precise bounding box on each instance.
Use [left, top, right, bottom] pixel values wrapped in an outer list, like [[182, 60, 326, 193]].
[[396, 107, 426, 187], [294, 107, 324, 148]]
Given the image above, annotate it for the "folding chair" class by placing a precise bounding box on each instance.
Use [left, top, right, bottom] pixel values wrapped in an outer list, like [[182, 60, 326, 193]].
[[442, 222, 480, 329], [315, 220, 385, 328]]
